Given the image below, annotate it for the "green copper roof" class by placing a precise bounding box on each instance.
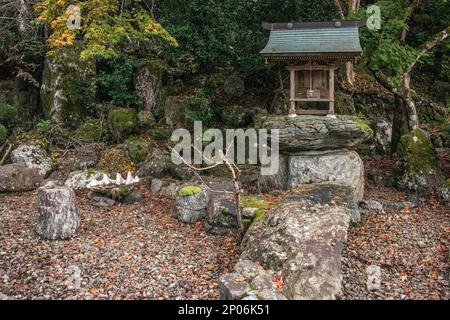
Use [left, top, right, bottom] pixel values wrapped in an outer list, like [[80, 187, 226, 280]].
[[260, 26, 363, 57]]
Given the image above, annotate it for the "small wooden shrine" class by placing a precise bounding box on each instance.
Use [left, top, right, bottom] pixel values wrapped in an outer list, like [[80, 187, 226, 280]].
[[260, 21, 365, 116]]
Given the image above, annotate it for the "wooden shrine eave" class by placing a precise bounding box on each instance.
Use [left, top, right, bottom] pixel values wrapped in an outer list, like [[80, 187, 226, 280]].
[[263, 53, 360, 63]]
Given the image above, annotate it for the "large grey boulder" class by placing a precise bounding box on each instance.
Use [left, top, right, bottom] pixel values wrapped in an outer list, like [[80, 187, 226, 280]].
[[239, 184, 354, 300], [262, 115, 372, 153], [288, 150, 364, 203], [36, 187, 79, 240], [11, 144, 53, 177], [0, 164, 43, 192], [174, 185, 210, 224]]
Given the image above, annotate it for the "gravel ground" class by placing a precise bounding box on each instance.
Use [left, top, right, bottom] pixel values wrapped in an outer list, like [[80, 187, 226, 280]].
[[341, 156, 450, 300], [0, 153, 449, 300], [0, 188, 238, 300]]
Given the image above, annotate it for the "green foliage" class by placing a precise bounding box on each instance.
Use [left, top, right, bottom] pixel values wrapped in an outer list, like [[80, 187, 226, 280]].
[[186, 89, 212, 126], [98, 57, 141, 107], [357, 1, 420, 87], [107, 108, 139, 142], [159, 0, 338, 75], [35, 0, 177, 60], [178, 185, 203, 197], [0, 124, 8, 145], [0, 103, 18, 129]]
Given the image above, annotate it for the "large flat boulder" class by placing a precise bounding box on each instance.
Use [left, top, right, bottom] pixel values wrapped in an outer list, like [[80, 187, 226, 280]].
[[239, 184, 355, 300], [288, 150, 364, 203], [262, 115, 372, 153], [258, 150, 364, 203], [0, 164, 43, 192]]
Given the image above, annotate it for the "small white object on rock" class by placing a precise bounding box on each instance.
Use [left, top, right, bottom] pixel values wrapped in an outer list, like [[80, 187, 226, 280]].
[[115, 173, 125, 185], [126, 172, 134, 185], [36, 187, 80, 240], [366, 265, 381, 291]]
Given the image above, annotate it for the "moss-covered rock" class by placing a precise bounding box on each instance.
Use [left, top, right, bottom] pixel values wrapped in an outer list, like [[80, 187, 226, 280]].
[[148, 125, 171, 142], [40, 44, 96, 126], [397, 129, 438, 176], [178, 185, 203, 197], [0, 103, 18, 128], [396, 129, 439, 193], [107, 108, 139, 142], [97, 148, 136, 176], [241, 196, 269, 223], [352, 116, 374, 138], [137, 110, 156, 129], [74, 117, 105, 143], [0, 124, 7, 145], [125, 138, 151, 164]]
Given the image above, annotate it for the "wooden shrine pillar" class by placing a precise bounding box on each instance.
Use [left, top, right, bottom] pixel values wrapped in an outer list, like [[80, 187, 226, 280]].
[[289, 64, 297, 117], [329, 65, 335, 115]]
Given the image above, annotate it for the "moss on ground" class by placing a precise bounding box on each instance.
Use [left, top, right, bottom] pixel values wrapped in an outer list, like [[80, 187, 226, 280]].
[[397, 128, 438, 176], [241, 196, 269, 223], [178, 185, 203, 197]]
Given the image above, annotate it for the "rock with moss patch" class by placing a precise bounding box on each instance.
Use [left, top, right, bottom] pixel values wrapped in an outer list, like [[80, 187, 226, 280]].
[[149, 125, 171, 142], [262, 115, 373, 153], [334, 92, 356, 115], [164, 96, 187, 129], [174, 185, 210, 224], [396, 129, 439, 193], [137, 110, 156, 129], [137, 148, 172, 178], [0, 124, 7, 145], [107, 108, 139, 142], [125, 138, 151, 164], [11, 143, 53, 177], [40, 44, 96, 126]]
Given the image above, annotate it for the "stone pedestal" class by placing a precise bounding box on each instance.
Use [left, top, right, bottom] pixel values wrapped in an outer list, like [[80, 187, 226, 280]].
[[36, 187, 79, 240]]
